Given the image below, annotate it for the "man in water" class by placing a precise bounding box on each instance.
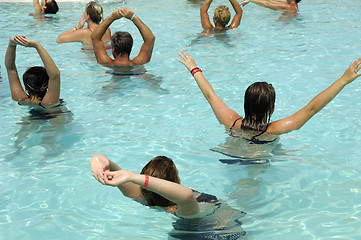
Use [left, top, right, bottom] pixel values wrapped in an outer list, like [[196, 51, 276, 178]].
[[91, 7, 155, 66]]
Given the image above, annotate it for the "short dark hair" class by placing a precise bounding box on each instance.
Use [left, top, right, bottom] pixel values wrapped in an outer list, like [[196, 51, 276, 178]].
[[140, 156, 180, 207], [295, 0, 301, 3], [241, 82, 275, 132], [23, 66, 49, 100], [44, 0, 59, 14], [111, 31, 133, 57]]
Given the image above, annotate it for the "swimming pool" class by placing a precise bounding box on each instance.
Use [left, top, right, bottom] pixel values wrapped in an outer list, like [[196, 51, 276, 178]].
[[0, 0, 361, 239]]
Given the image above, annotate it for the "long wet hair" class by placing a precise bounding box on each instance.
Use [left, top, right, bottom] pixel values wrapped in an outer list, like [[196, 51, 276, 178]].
[[140, 156, 180, 207], [23, 66, 49, 100], [214, 5, 231, 27], [111, 31, 133, 56], [241, 82, 275, 132], [86, 1, 103, 24]]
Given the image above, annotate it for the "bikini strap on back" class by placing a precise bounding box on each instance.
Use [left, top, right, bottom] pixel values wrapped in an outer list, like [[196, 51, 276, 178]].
[[229, 117, 242, 131]]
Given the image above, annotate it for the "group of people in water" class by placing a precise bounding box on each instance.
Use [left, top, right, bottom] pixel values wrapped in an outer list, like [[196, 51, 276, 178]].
[[5, 0, 361, 238]]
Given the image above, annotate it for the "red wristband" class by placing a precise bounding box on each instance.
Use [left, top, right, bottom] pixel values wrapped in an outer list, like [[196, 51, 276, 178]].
[[143, 174, 149, 188], [190, 67, 202, 76]]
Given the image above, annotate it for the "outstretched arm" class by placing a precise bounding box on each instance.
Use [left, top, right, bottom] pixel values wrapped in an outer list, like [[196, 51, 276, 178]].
[[5, 37, 28, 101], [228, 0, 243, 28], [119, 8, 155, 65], [200, 0, 214, 29], [104, 168, 200, 217], [268, 58, 361, 135], [241, 0, 297, 13], [33, 0, 42, 15], [91, 154, 143, 201], [92, 9, 122, 64], [178, 51, 241, 129]]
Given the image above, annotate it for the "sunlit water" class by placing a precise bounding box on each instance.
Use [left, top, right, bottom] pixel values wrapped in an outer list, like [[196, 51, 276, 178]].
[[0, 0, 361, 239]]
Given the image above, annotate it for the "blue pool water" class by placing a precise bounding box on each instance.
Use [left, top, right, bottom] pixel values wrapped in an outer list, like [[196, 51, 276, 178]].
[[1, 0, 361, 239]]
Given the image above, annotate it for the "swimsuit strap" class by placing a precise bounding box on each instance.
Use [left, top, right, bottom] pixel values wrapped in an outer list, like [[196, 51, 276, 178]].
[[88, 28, 93, 32], [291, 3, 298, 12], [229, 117, 242, 131]]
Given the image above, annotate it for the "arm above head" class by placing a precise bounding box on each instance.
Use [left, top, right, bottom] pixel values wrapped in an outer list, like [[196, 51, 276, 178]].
[[5, 37, 28, 101], [104, 169, 200, 216], [13, 36, 60, 104], [200, 0, 214, 29], [228, 0, 243, 28], [242, 0, 297, 12], [268, 58, 361, 135], [33, 0, 42, 15], [177, 51, 241, 129], [119, 8, 155, 65], [91, 154, 143, 201], [92, 9, 122, 64]]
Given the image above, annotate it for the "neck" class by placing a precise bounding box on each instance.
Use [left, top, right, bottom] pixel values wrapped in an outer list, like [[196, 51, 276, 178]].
[[114, 54, 132, 65]]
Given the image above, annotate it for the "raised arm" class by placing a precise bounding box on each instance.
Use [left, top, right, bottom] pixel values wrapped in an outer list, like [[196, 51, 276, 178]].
[[33, 0, 42, 15], [178, 51, 241, 129], [5, 37, 28, 101], [119, 8, 155, 65], [200, 0, 214, 29], [56, 12, 88, 43], [228, 0, 243, 28], [268, 58, 361, 135], [91, 154, 143, 201], [104, 169, 200, 216], [241, 0, 297, 13], [92, 9, 122, 64]]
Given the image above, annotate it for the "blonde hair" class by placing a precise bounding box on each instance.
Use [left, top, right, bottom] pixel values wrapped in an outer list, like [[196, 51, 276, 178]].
[[85, 1, 103, 24], [214, 5, 231, 27]]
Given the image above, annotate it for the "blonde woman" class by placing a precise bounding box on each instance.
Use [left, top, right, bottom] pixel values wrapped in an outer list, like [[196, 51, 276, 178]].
[[201, 0, 243, 29], [56, 1, 111, 49]]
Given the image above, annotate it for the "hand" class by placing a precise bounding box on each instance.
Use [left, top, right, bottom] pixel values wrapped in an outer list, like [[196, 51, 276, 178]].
[[240, 0, 250, 7], [103, 170, 133, 187], [77, 12, 86, 29], [119, 7, 134, 20], [12, 35, 39, 48], [177, 50, 198, 72], [341, 57, 361, 84], [111, 8, 123, 20], [90, 154, 111, 184]]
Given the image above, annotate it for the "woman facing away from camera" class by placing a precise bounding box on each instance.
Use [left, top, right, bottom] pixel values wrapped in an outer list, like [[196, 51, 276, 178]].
[[177, 51, 361, 143], [56, 1, 111, 50], [5, 35, 61, 109], [32, 0, 59, 16], [91, 154, 246, 239]]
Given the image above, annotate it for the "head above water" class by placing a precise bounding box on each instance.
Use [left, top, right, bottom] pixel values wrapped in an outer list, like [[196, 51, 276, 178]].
[[241, 82, 275, 132], [213, 5, 231, 27], [43, 0, 59, 14], [23, 66, 49, 100], [85, 1, 103, 24], [111, 31, 133, 57], [140, 156, 180, 207]]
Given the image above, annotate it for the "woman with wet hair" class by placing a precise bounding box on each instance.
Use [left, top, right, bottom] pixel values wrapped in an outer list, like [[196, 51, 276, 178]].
[[200, 0, 243, 29], [5, 35, 60, 108], [32, 0, 59, 16], [56, 1, 111, 49], [91, 154, 245, 238], [178, 51, 361, 137]]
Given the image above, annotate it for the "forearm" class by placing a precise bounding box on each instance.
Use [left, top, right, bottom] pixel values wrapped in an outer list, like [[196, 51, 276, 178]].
[[5, 44, 16, 70], [35, 44, 60, 79], [200, 0, 213, 12], [33, 0, 42, 14], [193, 72, 218, 103], [92, 15, 114, 42], [230, 0, 243, 14], [132, 16, 155, 45]]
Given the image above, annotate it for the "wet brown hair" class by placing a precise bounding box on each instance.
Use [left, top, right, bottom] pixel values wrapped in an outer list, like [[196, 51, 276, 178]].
[[140, 156, 180, 207], [23, 66, 49, 100], [44, 0, 59, 14], [241, 82, 275, 132]]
